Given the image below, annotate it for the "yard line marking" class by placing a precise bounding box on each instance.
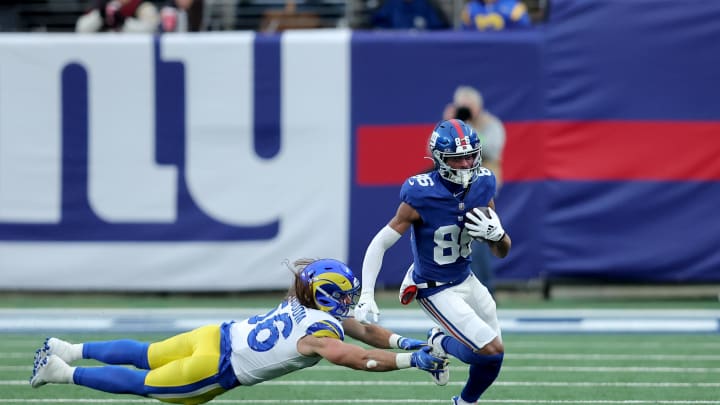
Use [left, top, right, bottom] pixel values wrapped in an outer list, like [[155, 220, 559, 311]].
[[509, 342, 720, 350], [3, 308, 720, 334], [4, 380, 720, 388], [259, 381, 720, 388], [503, 366, 720, 373], [497, 381, 720, 387], [6, 364, 720, 373], [303, 365, 720, 373], [0, 352, 30, 358], [7, 352, 720, 361], [0, 366, 33, 371]]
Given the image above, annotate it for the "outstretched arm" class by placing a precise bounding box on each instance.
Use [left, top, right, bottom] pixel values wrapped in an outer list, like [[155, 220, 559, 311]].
[[342, 318, 425, 350], [297, 335, 443, 372]]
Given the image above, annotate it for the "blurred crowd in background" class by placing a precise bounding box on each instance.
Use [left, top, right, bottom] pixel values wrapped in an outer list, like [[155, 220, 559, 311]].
[[0, 0, 548, 34]]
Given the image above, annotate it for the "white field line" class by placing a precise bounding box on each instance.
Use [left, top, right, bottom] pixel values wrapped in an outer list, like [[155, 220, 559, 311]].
[[509, 342, 720, 350], [508, 353, 720, 361], [5, 365, 720, 373], [2, 308, 720, 333], [285, 365, 720, 373], [9, 340, 720, 350], [5, 380, 720, 387], [5, 352, 720, 361], [0, 352, 35, 358], [496, 366, 720, 373]]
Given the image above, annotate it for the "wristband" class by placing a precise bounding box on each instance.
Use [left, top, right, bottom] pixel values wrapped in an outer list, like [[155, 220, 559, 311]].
[[388, 333, 402, 349], [395, 353, 412, 369]]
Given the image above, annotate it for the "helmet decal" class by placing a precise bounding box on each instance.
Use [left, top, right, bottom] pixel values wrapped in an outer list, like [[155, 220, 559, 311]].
[[449, 119, 469, 148], [300, 259, 360, 320]]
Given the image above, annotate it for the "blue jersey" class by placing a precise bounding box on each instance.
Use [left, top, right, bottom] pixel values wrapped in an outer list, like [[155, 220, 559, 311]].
[[400, 169, 497, 285], [461, 0, 531, 31]]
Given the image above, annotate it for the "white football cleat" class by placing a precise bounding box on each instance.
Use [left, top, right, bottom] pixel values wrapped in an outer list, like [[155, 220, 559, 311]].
[[45, 337, 80, 363], [31, 345, 48, 379], [30, 354, 73, 388], [427, 327, 449, 385]]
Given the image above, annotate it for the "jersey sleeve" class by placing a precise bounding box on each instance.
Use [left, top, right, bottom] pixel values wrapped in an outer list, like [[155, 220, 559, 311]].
[[400, 174, 431, 209], [306, 320, 345, 341]]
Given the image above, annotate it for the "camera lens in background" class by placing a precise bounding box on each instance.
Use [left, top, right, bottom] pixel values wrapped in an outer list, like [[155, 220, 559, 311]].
[[454, 106, 472, 122]]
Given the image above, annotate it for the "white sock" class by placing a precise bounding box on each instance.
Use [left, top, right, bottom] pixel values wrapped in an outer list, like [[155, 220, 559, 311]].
[[48, 338, 83, 363], [61, 365, 77, 384], [68, 344, 83, 363]]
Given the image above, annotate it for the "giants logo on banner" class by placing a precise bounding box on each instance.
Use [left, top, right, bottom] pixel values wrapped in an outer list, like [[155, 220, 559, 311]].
[[0, 32, 351, 289]]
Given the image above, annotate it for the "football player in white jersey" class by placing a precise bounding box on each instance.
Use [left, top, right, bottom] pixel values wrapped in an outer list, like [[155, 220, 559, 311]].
[[355, 119, 512, 405], [30, 258, 447, 404]]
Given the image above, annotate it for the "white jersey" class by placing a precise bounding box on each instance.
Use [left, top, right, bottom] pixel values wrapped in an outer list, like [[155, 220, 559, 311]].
[[229, 297, 345, 386]]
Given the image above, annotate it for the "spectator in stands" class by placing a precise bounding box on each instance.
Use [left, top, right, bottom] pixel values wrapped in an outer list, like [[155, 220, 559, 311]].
[[160, 0, 205, 32], [461, 0, 531, 31], [371, 0, 450, 30], [260, 0, 322, 33], [202, 0, 238, 30], [76, 0, 159, 33], [443, 85, 507, 296]]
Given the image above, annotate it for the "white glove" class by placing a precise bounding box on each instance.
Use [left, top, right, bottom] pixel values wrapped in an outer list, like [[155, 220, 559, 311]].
[[465, 207, 505, 242], [355, 292, 380, 324]]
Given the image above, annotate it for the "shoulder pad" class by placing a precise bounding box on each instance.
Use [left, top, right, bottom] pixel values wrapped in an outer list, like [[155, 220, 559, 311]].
[[307, 320, 344, 340]]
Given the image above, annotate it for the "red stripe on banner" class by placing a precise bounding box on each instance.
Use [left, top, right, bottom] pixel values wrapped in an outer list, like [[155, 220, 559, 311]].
[[357, 121, 720, 185], [356, 124, 434, 186], [502, 121, 546, 181], [505, 121, 720, 181]]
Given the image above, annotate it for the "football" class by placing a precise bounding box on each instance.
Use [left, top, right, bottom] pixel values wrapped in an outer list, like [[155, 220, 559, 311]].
[[464, 206, 491, 225]]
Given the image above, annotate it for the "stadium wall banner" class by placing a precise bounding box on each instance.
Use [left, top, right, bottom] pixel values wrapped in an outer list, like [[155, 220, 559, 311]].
[[1, 0, 720, 291], [0, 32, 352, 290]]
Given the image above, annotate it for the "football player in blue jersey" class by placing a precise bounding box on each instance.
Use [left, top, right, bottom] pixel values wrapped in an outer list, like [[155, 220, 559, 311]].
[[30, 258, 447, 404], [356, 119, 512, 405], [461, 0, 531, 31]]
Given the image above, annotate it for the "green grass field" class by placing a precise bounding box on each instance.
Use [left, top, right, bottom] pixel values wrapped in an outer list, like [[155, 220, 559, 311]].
[[2, 292, 719, 404]]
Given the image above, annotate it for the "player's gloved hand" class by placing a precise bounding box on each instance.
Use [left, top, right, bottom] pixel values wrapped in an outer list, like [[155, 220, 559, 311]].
[[411, 346, 448, 371], [465, 207, 505, 242], [398, 336, 426, 350], [355, 292, 380, 324], [389, 334, 426, 350]]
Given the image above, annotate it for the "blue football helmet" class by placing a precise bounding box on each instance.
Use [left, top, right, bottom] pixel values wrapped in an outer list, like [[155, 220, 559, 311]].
[[428, 119, 482, 187], [299, 259, 360, 319]]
